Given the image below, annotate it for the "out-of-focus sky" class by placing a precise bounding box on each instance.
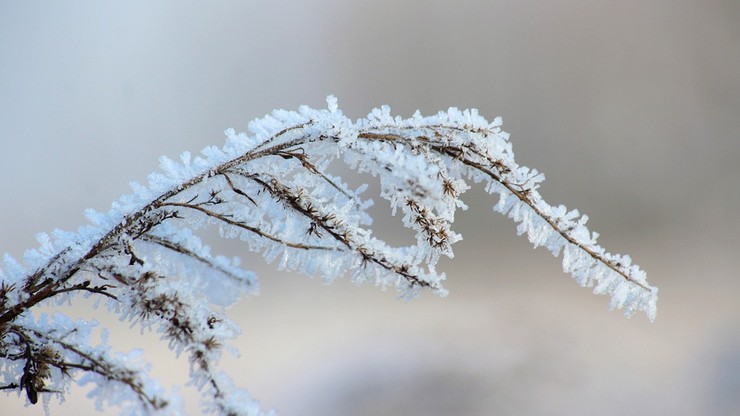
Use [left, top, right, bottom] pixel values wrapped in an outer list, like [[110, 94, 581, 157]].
[[1, 1, 739, 415]]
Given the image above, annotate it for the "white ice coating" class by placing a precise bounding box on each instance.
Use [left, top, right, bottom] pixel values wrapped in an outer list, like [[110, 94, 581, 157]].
[[0, 96, 657, 415]]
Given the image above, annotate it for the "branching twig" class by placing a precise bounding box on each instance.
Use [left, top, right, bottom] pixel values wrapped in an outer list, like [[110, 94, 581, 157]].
[[0, 97, 656, 415]]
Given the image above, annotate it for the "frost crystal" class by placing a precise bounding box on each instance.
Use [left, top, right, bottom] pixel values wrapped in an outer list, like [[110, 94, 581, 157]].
[[0, 97, 657, 414]]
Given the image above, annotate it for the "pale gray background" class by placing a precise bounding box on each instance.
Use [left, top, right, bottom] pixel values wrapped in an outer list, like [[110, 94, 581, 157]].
[[2, 1, 739, 415]]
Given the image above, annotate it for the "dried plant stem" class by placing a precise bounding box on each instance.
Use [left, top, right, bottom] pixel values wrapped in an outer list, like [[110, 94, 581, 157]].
[[0, 99, 656, 414]]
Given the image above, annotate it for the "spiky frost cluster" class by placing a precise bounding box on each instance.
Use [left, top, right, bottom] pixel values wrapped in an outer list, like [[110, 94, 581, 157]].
[[0, 96, 657, 415]]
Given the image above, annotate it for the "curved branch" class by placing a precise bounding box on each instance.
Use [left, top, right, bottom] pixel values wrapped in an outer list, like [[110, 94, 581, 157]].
[[356, 129, 652, 292], [1, 98, 656, 415]]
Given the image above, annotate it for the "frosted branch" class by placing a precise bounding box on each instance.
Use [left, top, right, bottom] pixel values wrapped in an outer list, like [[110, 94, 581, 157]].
[[0, 96, 657, 414]]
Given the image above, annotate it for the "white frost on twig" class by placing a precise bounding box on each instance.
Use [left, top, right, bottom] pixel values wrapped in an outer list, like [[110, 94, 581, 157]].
[[0, 96, 657, 414]]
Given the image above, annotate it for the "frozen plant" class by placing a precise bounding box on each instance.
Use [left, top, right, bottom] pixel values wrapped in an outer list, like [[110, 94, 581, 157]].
[[0, 97, 657, 415]]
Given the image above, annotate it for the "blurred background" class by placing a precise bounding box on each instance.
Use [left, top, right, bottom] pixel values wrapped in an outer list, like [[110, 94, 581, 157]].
[[1, 1, 739, 415]]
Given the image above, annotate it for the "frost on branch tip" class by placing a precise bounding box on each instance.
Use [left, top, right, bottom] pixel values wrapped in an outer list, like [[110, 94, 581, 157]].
[[0, 95, 657, 414]]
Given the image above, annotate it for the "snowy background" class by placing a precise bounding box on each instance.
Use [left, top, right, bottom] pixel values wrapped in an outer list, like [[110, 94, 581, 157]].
[[1, 1, 739, 415]]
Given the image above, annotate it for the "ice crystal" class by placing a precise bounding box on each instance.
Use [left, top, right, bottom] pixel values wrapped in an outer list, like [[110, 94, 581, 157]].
[[0, 96, 657, 414]]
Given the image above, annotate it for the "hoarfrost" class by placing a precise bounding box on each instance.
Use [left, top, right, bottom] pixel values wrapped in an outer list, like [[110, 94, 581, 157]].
[[0, 97, 657, 414]]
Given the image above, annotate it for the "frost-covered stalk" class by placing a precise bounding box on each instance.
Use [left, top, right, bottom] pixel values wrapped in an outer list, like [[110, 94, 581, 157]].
[[0, 97, 657, 414]]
